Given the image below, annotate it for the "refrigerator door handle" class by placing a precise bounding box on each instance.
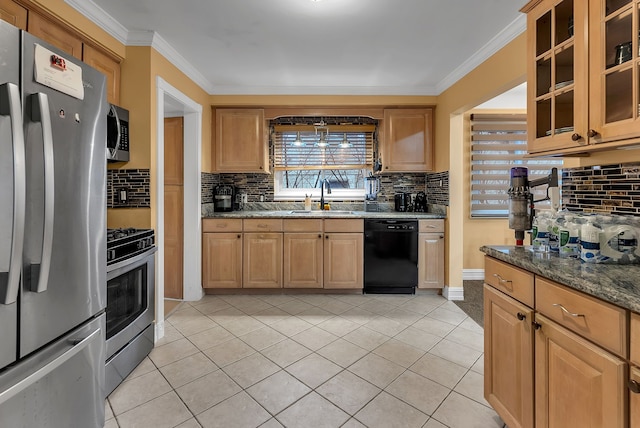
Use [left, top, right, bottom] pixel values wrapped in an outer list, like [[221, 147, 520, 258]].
[[0, 327, 101, 406], [29, 93, 54, 293], [0, 83, 26, 305]]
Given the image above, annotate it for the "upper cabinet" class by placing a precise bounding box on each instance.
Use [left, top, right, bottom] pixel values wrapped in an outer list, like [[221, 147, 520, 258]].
[[523, 0, 640, 155], [0, 0, 122, 105], [28, 12, 83, 59], [215, 108, 269, 173], [0, 0, 26, 30], [382, 108, 434, 172], [83, 45, 121, 105]]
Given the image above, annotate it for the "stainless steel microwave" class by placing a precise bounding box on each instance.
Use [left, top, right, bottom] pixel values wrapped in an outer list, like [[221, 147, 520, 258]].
[[107, 104, 130, 162]]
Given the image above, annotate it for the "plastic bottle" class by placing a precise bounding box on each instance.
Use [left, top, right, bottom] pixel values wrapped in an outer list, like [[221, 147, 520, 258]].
[[304, 194, 312, 211], [580, 216, 602, 263], [559, 214, 580, 258], [532, 211, 551, 252]]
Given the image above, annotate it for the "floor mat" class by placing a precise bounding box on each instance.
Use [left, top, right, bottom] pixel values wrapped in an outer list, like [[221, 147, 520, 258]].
[[453, 280, 484, 327]]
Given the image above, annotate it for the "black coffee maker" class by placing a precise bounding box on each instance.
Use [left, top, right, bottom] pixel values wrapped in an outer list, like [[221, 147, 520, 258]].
[[213, 185, 235, 212], [414, 192, 428, 212], [394, 193, 412, 212]]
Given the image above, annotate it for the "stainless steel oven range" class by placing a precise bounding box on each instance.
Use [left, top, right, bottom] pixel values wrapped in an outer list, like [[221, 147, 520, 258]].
[[105, 228, 156, 396]]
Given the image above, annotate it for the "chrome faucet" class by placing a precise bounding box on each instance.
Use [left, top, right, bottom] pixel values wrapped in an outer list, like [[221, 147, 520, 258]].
[[319, 178, 331, 210]]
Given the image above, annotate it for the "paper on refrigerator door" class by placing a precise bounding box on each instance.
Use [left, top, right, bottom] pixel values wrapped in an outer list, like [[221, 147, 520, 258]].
[[33, 44, 84, 100]]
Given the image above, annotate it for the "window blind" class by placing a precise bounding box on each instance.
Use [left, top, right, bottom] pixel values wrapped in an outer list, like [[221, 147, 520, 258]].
[[273, 124, 375, 171], [470, 113, 563, 217]]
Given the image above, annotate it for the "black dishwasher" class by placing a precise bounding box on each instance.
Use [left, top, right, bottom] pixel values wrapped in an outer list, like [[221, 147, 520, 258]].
[[364, 219, 418, 294]]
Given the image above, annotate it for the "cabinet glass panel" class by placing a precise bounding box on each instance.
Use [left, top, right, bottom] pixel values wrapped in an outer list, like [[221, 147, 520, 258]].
[[606, 68, 633, 122], [537, 58, 552, 97], [556, 91, 575, 130], [537, 99, 552, 138], [605, 8, 633, 68], [537, 11, 552, 56], [556, 46, 574, 87], [556, 0, 574, 45], [607, 0, 632, 16]]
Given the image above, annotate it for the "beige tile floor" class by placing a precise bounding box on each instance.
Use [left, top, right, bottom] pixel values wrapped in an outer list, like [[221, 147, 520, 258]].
[[105, 292, 504, 428]]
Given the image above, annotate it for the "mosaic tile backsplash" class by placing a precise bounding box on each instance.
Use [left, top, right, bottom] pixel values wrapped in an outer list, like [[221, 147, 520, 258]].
[[107, 169, 150, 208], [201, 170, 451, 211], [562, 163, 640, 216]]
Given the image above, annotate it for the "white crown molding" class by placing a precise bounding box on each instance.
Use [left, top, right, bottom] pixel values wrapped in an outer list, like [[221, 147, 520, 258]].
[[435, 13, 526, 94], [209, 84, 439, 96], [64, 0, 129, 44], [65, 0, 524, 96], [65, 0, 214, 94]]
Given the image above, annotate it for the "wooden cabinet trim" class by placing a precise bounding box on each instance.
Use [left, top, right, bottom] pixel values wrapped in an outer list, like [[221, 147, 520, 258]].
[[283, 219, 323, 232], [243, 219, 283, 232], [484, 256, 535, 307], [324, 219, 363, 233], [535, 276, 628, 358], [202, 218, 243, 233]]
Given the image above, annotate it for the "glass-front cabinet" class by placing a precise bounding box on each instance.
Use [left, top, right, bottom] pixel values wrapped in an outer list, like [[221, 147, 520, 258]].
[[523, 0, 640, 154]]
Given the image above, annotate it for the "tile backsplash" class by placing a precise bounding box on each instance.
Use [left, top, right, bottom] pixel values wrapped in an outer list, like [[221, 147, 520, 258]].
[[562, 162, 640, 216], [201, 171, 450, 210], [107, 169, 150, 208]]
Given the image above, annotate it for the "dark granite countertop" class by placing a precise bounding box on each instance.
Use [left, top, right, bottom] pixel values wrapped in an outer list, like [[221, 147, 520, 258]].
[[204, 211, 446, 219], [480, 245, 640, 313]]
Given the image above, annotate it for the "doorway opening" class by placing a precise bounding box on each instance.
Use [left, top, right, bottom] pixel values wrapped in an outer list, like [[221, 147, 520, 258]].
[[155, 77, 203, 340]]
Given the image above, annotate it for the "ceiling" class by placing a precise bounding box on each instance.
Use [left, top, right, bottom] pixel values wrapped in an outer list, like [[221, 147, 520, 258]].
[[67, 0, 529, 96]]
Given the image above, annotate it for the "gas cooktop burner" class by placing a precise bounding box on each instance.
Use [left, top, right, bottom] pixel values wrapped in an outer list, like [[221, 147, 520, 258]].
[[107, 228, 155, 265]]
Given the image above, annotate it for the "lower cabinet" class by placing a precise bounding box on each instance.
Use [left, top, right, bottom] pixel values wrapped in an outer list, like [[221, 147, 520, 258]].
[[323, 233, 363, 289], [631, 366, 640, 427], [202, 232, 243, 288], [283, 219, 324, 289], [418, 219, 445, 289], [484, 255, 629, 428], [534, 314, 626, 428], [243, 233, 283, 288], [483, 284, 534, 428]]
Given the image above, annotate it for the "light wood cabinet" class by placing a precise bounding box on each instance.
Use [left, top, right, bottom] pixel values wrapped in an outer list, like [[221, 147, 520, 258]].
[[631, 366, 640, 428], [243, 232, 283, 288], [0, 0, 27, 30], [323, 233, 363, 289], [28, 12, 82, 59], [382, 108, 433, 172], [215, 108, 268, 173], [522, 0, 640, 155], [417, 220, 444, 289], [484, 284, 534, 428], [202, 219, 243, 288], [534, 314, 626, 428], [485, 255, 630, 428], [283, 219, 323, 289], [83, 44, 121, 105]]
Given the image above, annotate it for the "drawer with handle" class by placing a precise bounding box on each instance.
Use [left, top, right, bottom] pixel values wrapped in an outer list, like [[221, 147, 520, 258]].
[[535, 277, 627, 358], [202, 218, 243, 232], [243, 219, 283, 232], [484, 256, 534, 307]]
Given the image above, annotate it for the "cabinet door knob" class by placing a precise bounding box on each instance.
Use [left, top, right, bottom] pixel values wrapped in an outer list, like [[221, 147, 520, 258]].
[[629, 380, 640, 394], [439, 235, 444, 239], [325, 235, 329, 239], [318, 234, 322, 238], [587, 129, 599, 138], [533, 321, 542, 330], [237, 234, 241, 239], [571, 133, 582, 141], [517, 312, 526, 321]]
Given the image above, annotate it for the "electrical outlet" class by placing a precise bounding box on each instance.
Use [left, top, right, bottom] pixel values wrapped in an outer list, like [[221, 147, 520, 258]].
[[118, 188, 128, 203]]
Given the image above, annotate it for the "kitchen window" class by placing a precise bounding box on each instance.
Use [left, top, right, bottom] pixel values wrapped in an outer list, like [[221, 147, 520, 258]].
[[272, 118, 376, 200], [470, 113, 563, 217]]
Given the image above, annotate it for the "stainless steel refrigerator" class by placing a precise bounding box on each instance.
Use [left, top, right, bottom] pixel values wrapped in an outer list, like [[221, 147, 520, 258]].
[[0, 20, 107, 427]]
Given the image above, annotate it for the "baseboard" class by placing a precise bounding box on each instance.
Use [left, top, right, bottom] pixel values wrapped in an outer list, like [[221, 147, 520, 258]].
[[443, 285, 464, 301], [463, 269, 485, 281]]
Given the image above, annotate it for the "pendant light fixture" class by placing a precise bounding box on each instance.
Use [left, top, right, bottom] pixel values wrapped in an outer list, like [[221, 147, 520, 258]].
[[292, 132, 305, 147], [339, 133, 352, 148]]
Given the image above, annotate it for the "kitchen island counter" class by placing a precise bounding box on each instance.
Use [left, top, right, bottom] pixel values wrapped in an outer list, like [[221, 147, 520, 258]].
[[481, 245, 640, 313]]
